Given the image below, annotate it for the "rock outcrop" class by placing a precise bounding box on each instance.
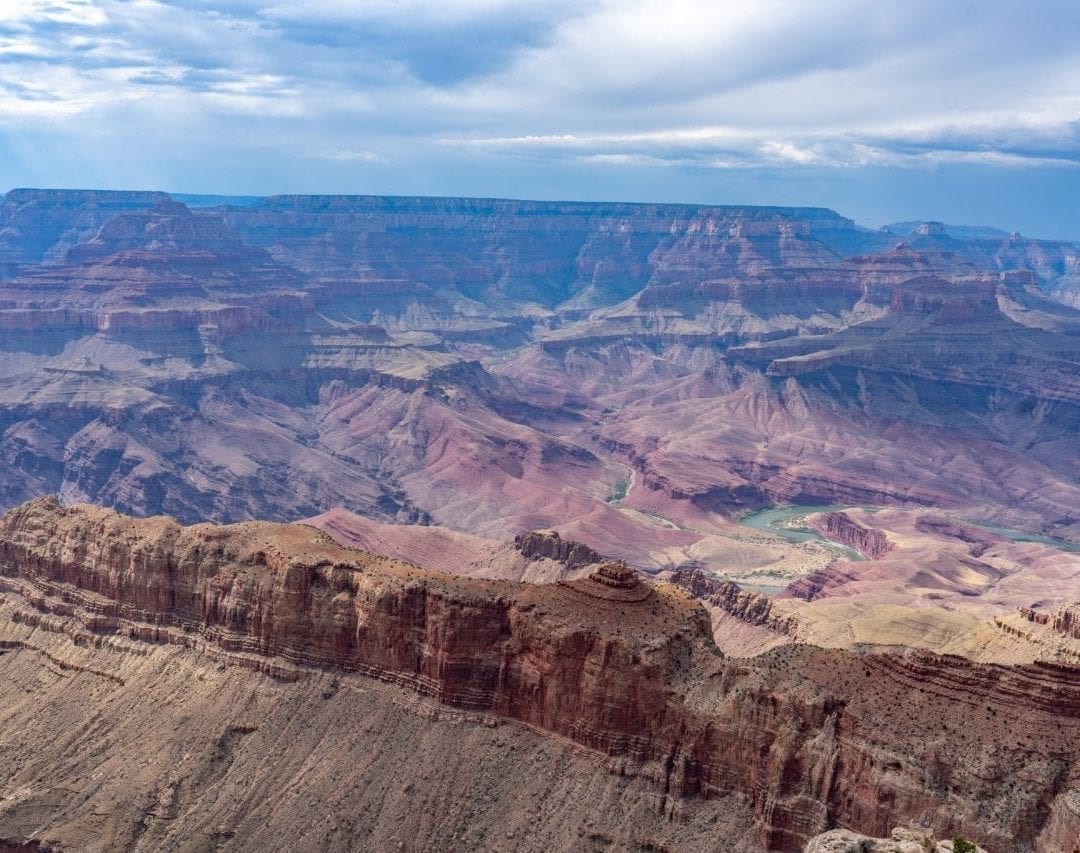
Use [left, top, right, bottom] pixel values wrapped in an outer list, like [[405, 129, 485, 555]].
[[805, 826, 987, 852], [2, 499, 1080, 851], [670, 569, 799, 635], [811, 511, 892, 559], [513, 529, 604, 569], [1019, 603, 1080, 641]]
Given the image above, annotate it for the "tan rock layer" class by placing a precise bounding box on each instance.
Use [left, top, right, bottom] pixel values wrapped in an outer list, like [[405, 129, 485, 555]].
[[1021, 603, 1080, 641]]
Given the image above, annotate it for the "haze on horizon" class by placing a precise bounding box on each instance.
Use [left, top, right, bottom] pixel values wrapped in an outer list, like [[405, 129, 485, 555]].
[[0, 0, 1078, 239]]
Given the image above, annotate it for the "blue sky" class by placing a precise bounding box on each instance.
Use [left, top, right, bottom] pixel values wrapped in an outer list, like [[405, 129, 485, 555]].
[[1, 0, 1079, 238]]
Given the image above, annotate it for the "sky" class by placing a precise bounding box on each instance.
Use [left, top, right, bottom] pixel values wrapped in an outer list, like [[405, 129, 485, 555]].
[[1, 0, 1078, 238]]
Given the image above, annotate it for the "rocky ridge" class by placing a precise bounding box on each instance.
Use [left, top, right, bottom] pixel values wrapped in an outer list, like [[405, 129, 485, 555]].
[[2, 499, 1080, 851]]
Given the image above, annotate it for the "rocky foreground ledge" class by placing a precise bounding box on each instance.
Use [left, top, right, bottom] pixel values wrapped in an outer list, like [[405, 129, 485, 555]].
[[805, 825, 988, 852], [1, 498, 1079, 851]]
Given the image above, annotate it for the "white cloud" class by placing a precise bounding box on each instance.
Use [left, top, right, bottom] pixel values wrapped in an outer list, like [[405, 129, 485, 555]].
[[0, 0, 1078, 215], [442, 116, 1080, 170], [0, 0, 107, 26], [316, 149, 388, 163]]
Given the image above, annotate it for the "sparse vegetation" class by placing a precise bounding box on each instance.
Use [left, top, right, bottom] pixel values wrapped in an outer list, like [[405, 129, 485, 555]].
[[606, 478, 629, 503], [952, 836, 977, 853]]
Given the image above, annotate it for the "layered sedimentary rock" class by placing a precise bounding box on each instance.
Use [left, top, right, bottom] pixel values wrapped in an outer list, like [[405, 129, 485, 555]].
[[546, 267, 1080, 542], [885, 220, 1080, 288], [0, 189, 170, 271], [811, 511, 892, 559], [996, 603, 1080, 666], [0, 188, 1079, 573], [670, 569, 799, 636], [512, 529, 604, 569], [1017, 603, 1080, 642], [216, 196, 868, 311], [2, 499, 1080, 851]]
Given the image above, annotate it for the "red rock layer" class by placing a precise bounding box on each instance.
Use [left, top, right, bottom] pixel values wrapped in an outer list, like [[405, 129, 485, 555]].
[[3, 499, 1080, 850], [811, 511, 892, 559]]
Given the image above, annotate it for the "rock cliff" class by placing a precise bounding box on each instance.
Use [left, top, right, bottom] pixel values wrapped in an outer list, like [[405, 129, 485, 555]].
[[512, 529, 604, 569], [2, 499, 1080, 851], [0, 189, 170, 270], [810, 511, 892, 559], [1019, 603, 1080, 641], [670, 569, 800, 636]]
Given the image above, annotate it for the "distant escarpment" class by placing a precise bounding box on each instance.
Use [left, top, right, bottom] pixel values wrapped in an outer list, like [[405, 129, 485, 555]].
[[2, 499, 1080, 851], [0, 188, 171, 270]]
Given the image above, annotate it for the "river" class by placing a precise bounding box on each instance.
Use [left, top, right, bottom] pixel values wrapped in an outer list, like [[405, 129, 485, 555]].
[[736, 505, 867, 561], [970, 523, 1080, 553]]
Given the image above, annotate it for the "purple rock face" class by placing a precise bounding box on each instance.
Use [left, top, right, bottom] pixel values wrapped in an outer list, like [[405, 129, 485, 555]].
[[0, 188, 1077, 557]]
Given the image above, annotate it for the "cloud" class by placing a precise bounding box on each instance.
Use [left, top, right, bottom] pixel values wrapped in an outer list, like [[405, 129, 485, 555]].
[[443, 117, 1080, 170], [0, 0, 1078, 236], [315, 149, 388, 163]]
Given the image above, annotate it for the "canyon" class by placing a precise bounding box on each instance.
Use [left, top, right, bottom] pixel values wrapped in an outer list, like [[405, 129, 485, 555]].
[[1, 189, 1078, 551], [1, 188, 1079, 850]]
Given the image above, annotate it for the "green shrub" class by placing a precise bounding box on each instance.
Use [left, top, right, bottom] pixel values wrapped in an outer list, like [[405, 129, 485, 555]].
[[606, 478, 629, 502]]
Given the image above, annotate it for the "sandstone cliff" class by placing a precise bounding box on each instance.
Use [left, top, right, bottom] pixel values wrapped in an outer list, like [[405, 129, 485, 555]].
[[670, 569, 800, 636], [512, 529, 604, 569], [2, 499, 1079, 851]]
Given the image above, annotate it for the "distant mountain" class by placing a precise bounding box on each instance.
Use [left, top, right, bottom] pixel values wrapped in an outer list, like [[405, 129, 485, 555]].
[[886, 219, 1012, 241]]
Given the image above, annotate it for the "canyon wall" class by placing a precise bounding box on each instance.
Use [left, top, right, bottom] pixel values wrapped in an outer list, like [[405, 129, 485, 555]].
[[0, 189, 1078, 549], [1, 499, 1079, 851]]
